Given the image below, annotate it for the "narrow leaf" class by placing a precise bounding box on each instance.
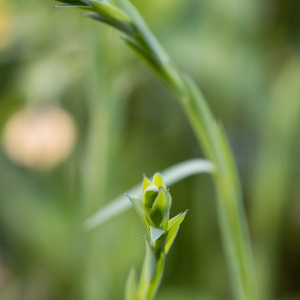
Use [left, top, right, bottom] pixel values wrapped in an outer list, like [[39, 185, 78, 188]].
[[126, 195, 151, 234], [168, 212, 183, 229], [89, 0, 132, 23], [53, 4, 90, 9], [165, 210, 188, 254], [123, 37, 163, 74], [56, 0, 88, 5], [125, 267, 137, 300], [81, 12, 105, 22]]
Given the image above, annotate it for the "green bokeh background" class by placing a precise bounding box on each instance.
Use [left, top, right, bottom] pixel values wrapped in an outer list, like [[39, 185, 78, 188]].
[[0, 0, 300, 299]]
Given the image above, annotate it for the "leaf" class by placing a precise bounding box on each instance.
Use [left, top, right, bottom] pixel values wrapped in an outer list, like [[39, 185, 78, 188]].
[[123, 37, 163, 74], [81, 12, 105, 22], [150, 226, 165, 244], [56, 0, 89, 5], [150, 188, 166, 226], [168, 212, 182, 229], [89, 0, 132, 23], [53, 4, 90, 9], [88, 0, 135, 35], [126, 195, 151, 234], [153, 172, 166, 190], [165, 210, 188, 254], [125, 267, 137, 300]]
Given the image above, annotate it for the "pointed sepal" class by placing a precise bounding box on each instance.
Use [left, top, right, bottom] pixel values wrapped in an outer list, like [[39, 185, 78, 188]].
[[126, 194, 151, 234], [150, 187, 166, 226], [153, 172, 166, 190], [143, 184, 159, 209], [150, 226, 165, 244], [142, 175, 152, 193]]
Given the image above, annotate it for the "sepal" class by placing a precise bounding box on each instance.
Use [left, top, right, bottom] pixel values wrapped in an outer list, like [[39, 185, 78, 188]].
[[150, 187, 166, 226], [143, 184, 159, 209], [142, 175, 152, 193], [126, 194, 152, 234], [153, 172, 166, 190], [150, 226, 165, 244]]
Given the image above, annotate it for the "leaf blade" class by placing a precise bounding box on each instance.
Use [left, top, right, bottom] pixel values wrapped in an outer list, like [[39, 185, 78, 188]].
[[165, 210, 188, 254]]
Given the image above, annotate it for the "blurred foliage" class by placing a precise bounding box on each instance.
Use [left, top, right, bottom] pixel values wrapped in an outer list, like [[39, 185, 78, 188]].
[[0, 0, 300, 300]]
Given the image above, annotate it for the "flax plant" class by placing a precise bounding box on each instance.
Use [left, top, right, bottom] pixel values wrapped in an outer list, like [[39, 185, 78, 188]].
[[125, 173, 187, 300], [53, 1, 257, 299]]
